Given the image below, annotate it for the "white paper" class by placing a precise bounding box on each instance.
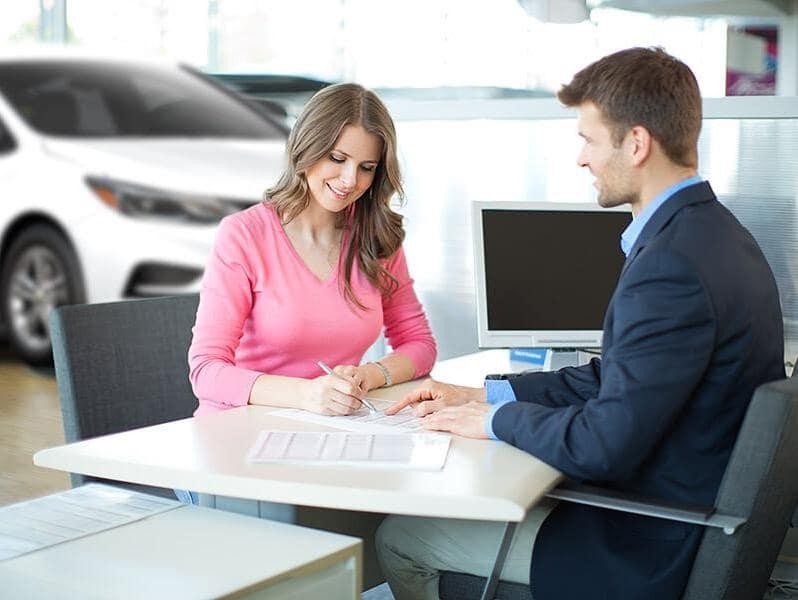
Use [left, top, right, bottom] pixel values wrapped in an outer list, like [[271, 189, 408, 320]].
[[0, 484, 180, 562], [273, 406, 424, 434], [247, 430, 450, 470]]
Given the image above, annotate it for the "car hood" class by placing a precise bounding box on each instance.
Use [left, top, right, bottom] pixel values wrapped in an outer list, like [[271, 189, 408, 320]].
[[41, 137, 285, 200]]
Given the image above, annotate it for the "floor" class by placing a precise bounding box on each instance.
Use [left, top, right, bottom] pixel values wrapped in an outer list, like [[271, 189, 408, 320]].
[[0, 346, 69, 506]]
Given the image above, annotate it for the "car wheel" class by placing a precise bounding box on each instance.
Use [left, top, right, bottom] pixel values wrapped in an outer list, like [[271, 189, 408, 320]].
[[0, 224, 85, 365]]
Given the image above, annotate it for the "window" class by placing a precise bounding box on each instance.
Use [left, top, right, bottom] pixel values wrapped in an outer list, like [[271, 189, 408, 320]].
[[0, 60, 285, 139]]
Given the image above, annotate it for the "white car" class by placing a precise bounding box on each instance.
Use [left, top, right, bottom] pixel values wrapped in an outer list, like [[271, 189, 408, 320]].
[[0, 53, 286, 364]]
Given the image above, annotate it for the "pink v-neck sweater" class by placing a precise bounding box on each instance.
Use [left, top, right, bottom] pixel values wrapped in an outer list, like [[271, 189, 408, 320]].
[[189, 203, 437, 415]]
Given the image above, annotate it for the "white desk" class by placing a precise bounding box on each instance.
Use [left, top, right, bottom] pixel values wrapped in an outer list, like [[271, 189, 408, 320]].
[[1, 489, 361, 599], [430, 348, 541, 387], [33, 350, 561, 594], [34, 401, 557, 522], [34, 351, 560, 522]]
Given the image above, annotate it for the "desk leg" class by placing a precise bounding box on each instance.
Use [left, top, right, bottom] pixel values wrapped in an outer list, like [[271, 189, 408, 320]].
[[480, 521, 517, 600]]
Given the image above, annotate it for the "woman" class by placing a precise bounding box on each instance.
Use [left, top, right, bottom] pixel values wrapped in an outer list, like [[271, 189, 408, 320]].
[[188, 83, 436, 416]]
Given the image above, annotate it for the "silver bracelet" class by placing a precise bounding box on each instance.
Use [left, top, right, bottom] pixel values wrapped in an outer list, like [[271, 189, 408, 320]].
[[372, 361, 392, 388]]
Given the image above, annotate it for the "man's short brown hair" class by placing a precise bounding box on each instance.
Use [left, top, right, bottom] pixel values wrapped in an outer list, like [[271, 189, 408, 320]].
[[558, 47, 701, 168]]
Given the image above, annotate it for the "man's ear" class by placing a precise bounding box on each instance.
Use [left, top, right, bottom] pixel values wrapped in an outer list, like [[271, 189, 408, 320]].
[[627, 125, 652, 166]]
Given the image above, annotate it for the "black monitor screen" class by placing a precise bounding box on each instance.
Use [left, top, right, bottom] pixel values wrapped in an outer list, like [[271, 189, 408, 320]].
[[482, 208, 631, 331]]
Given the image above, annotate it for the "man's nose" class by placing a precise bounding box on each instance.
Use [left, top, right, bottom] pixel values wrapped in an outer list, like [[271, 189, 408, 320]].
[[576, 148, 588, 168]]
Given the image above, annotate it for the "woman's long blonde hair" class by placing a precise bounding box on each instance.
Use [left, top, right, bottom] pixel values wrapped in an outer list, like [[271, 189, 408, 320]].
[[265, 83, 405, 309]]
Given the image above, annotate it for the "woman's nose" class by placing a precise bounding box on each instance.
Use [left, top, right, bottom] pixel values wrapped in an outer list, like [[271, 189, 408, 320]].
[[339, 162, 357, 187]]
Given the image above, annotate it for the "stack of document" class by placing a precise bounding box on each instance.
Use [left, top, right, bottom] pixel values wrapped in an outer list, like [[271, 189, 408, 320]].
[[247, 430, 451, 470], [0, 484, 179, 561], [273, 406, 423, 434]]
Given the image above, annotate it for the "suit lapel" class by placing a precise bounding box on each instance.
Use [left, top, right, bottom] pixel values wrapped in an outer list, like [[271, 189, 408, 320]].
[[620, 181, 717, 277]]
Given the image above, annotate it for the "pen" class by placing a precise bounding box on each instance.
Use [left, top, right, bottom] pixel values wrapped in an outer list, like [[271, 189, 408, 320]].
[[316, 361, 379, 413]]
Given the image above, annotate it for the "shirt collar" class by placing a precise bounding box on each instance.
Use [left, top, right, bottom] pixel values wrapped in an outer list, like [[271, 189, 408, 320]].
[[620, 175, 703, 256]]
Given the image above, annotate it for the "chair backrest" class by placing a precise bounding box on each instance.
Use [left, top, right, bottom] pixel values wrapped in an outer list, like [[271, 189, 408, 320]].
[[439, 371, 798, 600], [683, 375, 798, 599], [50, 294, 200, 488], [791, 357, 797, 529]]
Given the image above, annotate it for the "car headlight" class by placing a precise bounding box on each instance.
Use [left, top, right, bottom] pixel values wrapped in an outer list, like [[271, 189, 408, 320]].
[[85, 176, 255, 224]]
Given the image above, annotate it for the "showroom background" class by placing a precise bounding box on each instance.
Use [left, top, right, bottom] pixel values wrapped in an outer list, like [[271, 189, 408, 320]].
[[3, 0, 796, 362]]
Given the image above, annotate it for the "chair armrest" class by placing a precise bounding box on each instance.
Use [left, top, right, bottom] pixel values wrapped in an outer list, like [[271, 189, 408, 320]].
[[545, 481, 746, 534]]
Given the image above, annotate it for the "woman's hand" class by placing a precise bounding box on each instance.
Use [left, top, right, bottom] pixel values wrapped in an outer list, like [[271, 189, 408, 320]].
[[333, 363, 382, 392], [301, 372, 364, 415]]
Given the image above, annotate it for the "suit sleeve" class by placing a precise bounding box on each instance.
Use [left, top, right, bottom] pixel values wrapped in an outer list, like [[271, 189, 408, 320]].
[[507, 358, 602, 408], [492, 250, 715, 481]]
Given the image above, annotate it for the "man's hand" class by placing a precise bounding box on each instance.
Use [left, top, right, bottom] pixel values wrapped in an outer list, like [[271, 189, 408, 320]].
[[422, 402, 491, 439], [385, 378, 486, 417]]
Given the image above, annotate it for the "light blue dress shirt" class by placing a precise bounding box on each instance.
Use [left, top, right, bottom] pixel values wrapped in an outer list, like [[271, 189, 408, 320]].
[[619, 175, 702, 256], [483, 175, 704, 439]]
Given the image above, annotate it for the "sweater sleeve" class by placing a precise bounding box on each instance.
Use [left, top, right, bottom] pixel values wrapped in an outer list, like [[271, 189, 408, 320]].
[[188, 215, 263, 413], [380, 246, 437, 377]]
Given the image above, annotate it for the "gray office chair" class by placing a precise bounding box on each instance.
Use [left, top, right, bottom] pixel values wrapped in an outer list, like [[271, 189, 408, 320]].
[[439, 373, 798, 600], [50, 294, 200, 497], [791, 357, 797, 533]]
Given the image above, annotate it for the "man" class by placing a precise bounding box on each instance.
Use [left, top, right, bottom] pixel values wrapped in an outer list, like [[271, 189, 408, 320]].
[[376, 47, 785, 600]]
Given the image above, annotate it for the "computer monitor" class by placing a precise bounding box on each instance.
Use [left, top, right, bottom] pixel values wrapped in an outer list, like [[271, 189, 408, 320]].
[[473, 201, 632, 349]]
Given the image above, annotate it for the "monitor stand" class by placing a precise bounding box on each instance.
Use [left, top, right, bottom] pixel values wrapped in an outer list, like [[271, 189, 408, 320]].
[[548, 349, 582, 370], [507, 347, 596, 374]]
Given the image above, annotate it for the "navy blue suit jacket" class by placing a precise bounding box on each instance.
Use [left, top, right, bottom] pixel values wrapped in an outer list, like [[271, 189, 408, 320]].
[[492, 182, 785, 599]]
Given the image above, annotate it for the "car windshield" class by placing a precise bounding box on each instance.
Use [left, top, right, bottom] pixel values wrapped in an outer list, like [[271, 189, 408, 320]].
[[0, 60, 285, 139]]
